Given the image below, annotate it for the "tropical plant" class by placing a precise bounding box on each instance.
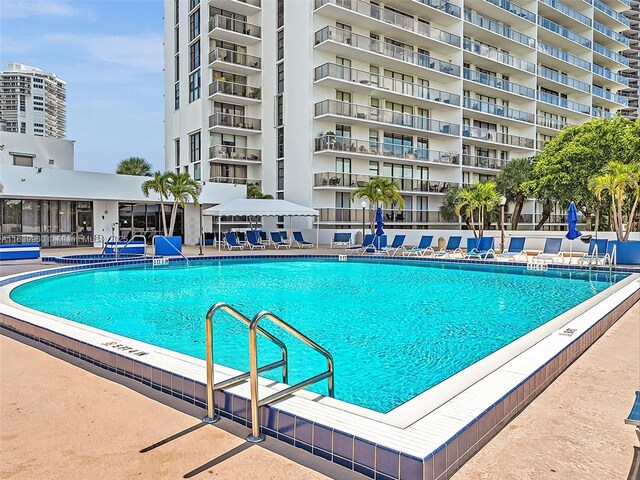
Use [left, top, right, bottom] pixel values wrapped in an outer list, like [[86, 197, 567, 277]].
[[247, 183, 273, 199], [141, 171, 171, 236], [455, 182, 500, 238], [440, 186, 463, 223], [116, 157, 152, 176], [166, 172, 202, 236], [589, 161, 640, 241], [495, 157, 533, 230], [351, 177, 404, 232]]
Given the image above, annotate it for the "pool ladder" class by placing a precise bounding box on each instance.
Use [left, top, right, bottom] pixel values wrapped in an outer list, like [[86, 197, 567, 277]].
[[202, 302, 335, 442], [101, 234, 148, 260]]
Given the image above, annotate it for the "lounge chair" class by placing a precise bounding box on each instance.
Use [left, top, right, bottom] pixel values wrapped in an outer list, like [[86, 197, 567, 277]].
[[577, 239, 609, 265], [362, 234, 387, 254], [532, 238, 563, 263], [224, 232, 244, 250], [258, 231, 268, 242], [331, 232, 352, 248], [433, 236, 463, 258], [381, 234, 406, 256], [496, 237, 527, 261], [464, 237, 495, 259], [625, 391, 640, 479], [402, 235, 434, 256], [293, 231, 313, 248], [270, 231, 290, 249], [236, 231, 247, 245], [279, 231, 289, 243], [346, 234, 375, 254], [246, 230, 266, 250]]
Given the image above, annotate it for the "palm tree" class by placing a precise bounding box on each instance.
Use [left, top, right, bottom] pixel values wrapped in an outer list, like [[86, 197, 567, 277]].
[[495, 157, 533, 230], [166, 172, 202, 236], [116, 157, 152, 176], [351, 177, 404, 232], [142, 171, 171, 236], [455, 182, 499, 238], [247, 183, 274, 199], [455, 187, 479, 237]]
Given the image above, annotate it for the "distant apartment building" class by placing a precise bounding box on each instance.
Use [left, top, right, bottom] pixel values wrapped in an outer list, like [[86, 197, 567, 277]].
[[621, 0, 639, 119], [164, 0, 635, 231], [0, 63, 67, 138]]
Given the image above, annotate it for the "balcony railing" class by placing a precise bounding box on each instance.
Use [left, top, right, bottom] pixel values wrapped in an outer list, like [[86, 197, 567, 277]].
[[313, 173, 456, 193], [461, 154, 508, 170], [463, 68, 535, 98], [318, 208, 456, 223], [209, 48, 261, 70], [539, 0, 591, 26], [537, 41, 591, 70], [314, 100, 461, 135], [210, 145, 262, 162], [463, 97, 535, 122], [594, 20, 629, 45], [208, 113, 262, 130], [592, 64, 628, 85], [536, 116, 569, 129], [592, 85, 628, 104], [462, 125, 536, 148], [538, 16, 591, 48], [464, 39, 536, 73], [315, 63, 460, 105], [314, 135, 460, 165], [209, 176, 262, 185], [536, 91, 591, 114], [417, 0, 461, 17], [464, 9, 536, 48], [483, 0, 535, 23], [314, 26, 461, 76], [209, 15, 261, 39], [315, 0, 460, 47], [537, 66, 591, 92], [209, 81, 261, 100], [593, 0, 630, 26], [593, 42, 630, 65]]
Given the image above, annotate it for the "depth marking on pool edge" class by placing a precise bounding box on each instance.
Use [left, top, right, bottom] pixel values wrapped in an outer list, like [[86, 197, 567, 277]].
[[101, 341, 149, 356]]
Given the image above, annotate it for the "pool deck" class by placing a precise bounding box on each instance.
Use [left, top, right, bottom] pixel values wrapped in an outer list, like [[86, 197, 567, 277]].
[[1, 248, 639, 480]]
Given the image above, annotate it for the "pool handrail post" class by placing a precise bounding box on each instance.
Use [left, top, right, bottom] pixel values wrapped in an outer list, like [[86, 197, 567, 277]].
[[119, 234, 148, 260], [203, 303, 220, 424]]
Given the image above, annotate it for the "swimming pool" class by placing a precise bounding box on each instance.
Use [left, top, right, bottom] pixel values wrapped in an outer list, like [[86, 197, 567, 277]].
[[9, 258, 624, 413]]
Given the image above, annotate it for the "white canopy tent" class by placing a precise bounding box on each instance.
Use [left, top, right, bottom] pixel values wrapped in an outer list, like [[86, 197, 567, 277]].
[[203, 199, 320, 251]]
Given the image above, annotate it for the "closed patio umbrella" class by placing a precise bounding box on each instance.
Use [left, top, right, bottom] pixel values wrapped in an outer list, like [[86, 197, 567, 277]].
[[566, 202, 582, 263], [375, 207, 384, 249]]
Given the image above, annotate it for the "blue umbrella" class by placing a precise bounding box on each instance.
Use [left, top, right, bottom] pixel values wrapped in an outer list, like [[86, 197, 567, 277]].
[[375, 207, 385, 236], [566, 202, 582, 262]]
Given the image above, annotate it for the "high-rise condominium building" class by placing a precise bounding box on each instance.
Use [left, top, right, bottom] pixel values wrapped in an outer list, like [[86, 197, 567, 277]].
[[165, 0, 635, 231], [621, 0, 639, 119], [0, 63, 67, 138]]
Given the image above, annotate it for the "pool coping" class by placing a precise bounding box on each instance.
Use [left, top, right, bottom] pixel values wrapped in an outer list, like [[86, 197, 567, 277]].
[[1, 255, 638, 480]]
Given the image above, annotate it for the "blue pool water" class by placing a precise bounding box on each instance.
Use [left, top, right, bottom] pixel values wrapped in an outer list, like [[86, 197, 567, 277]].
[[10, 258, 623, 413]]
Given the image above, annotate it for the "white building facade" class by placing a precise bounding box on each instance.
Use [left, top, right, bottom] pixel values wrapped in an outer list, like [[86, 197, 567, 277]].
[[0, 63, 67, 139], [164, 0, 635, 231]]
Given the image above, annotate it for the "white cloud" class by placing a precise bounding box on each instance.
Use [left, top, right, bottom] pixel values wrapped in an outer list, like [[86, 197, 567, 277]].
[[1, 0, 84, 19]]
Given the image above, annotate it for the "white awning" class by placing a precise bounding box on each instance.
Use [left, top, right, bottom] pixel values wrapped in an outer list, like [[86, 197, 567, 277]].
[[203, 199, 319, 217]]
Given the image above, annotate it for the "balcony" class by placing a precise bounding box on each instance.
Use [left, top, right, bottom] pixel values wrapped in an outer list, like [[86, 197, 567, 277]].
[[209, 145, 261, 163], [463, 97, 535, 123], [593, 42, 630, 66], [592, 85, 628, 104], [593, 20, 629, 46], [483, 0, 536, 23], [416, 0, 461, 18], [209, 176, 261, 186], [539, 0, 591, 27], [215, 0, 261, 16], [464, 9, 536, 48], [463, 38, 536, 73], [538, 16, 591, 48], [208, 81, 261, 105], [314, 135, 460, 166], [208, 15, 261, 45], [537, 91, 591, 114], [536, 116, 569, 129], [314, 100, 461, 136], [314, 0, 460, 47], [208, 113, 261, 134], [314, 26, 460, 77], [537, 41, 591, 70], [592, 64, 629, 85], [462, 126, 536, 148], [463, 68, 535, 98], [314, 63, 460, 106], [461, 154, 508, 170], [208, 48, 261, 75], [318, 208, 455, 224], [593, 0, 630, 26], [537, 66, 591, 92], [313, 172, 456, 193]]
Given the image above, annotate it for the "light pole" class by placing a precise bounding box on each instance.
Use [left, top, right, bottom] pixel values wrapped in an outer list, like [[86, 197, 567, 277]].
[[361, 200, 366, 238], [198, 203, 204, 255], [499, 195, 507, 253]]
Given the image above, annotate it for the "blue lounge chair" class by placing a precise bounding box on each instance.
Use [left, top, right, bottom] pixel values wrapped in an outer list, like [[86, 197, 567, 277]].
[[246, 230, 266, 250], [258, 230, 268, 242], [236, 231, 247, 244], [270, 231, 290, 249], [626, 391, 640, 478], [533, 238, 563, 263], [402, 235, 434, 257], [224, 232, 244, 250], [464, 237, 495, 259], [331, 232, 352, 248], [578, 239, 609, 265], [346, 234, 375, 254], [381, 234, 406, 256], [496, 237, 527, 261], [279, 231, 289, 242], [433, 236, 463, 257], [293, 231, 313, 248]]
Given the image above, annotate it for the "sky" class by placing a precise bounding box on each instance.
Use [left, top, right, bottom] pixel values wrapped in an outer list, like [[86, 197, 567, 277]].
[[0, 0, 165, 173]]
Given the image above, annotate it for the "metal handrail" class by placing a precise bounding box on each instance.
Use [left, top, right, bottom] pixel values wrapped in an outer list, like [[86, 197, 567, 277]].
[[101, 235, 120, 256], [247, 310, 334, 442], [118, 234, 148, 260], [152, 235, 189, 265], [203, 302, 288, 424]]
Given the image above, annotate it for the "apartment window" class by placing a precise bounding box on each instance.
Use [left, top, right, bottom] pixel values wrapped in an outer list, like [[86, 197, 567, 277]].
[[277, 63, 284, 94], [188, 0, 199, 11], [336, 158, 351, 173], [175, 0, 179, 25], [12, 154, 34, 167], [49, 159, 55, 165], [277, 30, 284, 61], [20, 122, 26, 133], [174, 82, 180, 109], [277, 160, 284, 190], [369, 161, 379, 176], [189, 40, 200, 71], [175, 138, 181, 166], [194, 162, 201, 181], [275, 94, 284, 126], [277, 0, 284, 28], [189, 8, 200, 41], [277, 127, 284, 158], [175, 27, 179, 54], [188, 69, 201, 102], [189, 132, 201, 163]]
